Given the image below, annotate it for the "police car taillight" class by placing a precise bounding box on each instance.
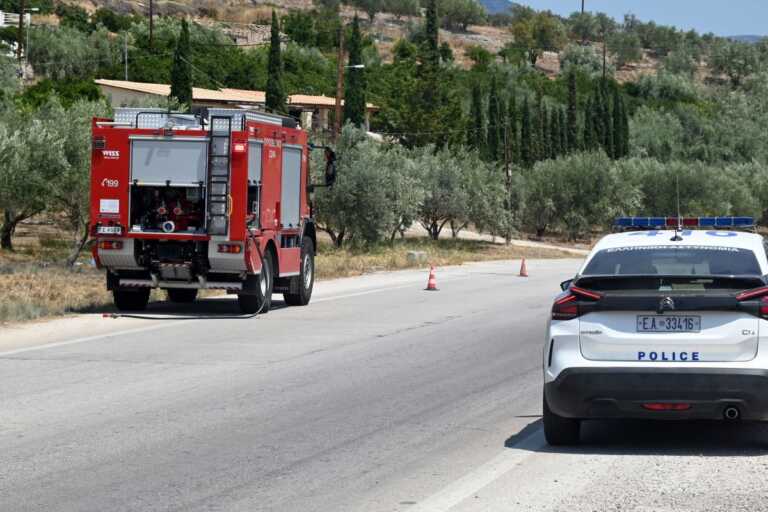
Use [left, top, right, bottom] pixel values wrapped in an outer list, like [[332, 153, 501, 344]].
[[551, 287, 603, 320]]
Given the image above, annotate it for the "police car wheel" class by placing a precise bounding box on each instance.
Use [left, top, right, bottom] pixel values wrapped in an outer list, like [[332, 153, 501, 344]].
[[543, 394, 580, 446]]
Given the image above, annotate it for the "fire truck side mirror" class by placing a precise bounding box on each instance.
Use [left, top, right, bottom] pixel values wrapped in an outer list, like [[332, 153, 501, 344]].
[[324, 148, 337, 187]]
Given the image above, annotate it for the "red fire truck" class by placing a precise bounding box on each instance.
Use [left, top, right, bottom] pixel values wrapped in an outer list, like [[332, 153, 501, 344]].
[[90, 108, 316, 314]]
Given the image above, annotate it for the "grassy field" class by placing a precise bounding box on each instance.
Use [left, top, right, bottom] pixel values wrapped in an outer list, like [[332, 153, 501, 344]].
[[0, 222, 573, 324]]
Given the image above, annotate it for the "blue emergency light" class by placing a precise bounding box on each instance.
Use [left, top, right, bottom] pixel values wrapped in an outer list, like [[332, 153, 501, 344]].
[[614, 217, 755, 229]]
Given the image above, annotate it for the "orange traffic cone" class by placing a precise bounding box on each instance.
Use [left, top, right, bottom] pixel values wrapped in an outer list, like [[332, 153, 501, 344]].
[[425, 265, 438, 291], [519, 258, 529, 278]]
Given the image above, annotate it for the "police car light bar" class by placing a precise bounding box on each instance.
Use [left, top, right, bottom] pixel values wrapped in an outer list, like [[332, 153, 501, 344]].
[[614, 217, 755, 228]]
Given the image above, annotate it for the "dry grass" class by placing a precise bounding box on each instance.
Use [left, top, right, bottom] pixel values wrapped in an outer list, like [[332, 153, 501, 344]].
[[0, 222, 572, 324], [315, 238, 569, 279]]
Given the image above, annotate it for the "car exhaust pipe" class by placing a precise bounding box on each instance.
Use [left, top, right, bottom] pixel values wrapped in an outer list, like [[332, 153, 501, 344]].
[[724, 406, 740, 420]]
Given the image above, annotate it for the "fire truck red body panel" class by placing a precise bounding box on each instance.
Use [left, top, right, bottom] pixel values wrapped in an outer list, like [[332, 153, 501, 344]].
[[89, 108, 316, 312]]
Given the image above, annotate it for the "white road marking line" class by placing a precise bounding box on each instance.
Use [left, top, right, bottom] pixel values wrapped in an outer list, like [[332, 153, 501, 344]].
[[0, 274, 473, 357], [409, 429, 546, 512], [0, 321, 193, 357]]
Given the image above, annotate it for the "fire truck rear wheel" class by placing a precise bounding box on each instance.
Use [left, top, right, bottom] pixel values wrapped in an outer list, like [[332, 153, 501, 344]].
[[113, 288, 150, 311], [238, 250, 273, 314], [284, 238, 314, 306], [166, 289, 198, 303]]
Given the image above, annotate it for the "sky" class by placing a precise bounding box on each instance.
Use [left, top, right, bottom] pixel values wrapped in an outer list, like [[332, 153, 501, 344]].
[[515, 1, 768, 36]]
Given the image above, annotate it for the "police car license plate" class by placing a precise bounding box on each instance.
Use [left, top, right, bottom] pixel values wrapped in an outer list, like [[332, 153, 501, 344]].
[[637, 315, 701, 333]]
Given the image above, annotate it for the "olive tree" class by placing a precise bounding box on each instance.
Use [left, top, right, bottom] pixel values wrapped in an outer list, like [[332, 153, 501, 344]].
[[709, 40, 761, 88], [312, 125, 425, 246], [523, 152, 638, 239], [0, 113, 68, 251], [47, 99, 112, 265]]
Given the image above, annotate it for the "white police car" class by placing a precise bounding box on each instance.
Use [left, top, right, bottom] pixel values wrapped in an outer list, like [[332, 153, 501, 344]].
[[543, 217, 768, 445]]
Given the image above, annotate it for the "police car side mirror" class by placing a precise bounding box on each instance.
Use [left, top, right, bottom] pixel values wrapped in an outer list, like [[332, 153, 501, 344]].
[[560, 279, 573, 291]]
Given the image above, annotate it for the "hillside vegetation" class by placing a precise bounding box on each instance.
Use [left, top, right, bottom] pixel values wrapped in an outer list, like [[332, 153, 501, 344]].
[[2, 2, 768, 254]]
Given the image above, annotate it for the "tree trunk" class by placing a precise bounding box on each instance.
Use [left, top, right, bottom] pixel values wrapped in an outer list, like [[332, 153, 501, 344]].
[[1, 210, 24, 251], [450, 221, 468, 238], [335, 229, 346, 248], [66, 225, 90, 268], [429, 222, 439, 240]]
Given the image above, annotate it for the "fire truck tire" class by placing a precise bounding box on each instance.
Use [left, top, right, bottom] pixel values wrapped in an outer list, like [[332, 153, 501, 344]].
[[238, 250, 273, 314], [166, 289, 198, 303], [113, 288, 150, 311], [284, 238, 315, 306]]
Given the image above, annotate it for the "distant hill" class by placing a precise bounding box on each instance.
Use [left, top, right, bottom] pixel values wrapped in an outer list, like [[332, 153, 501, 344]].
[[729, 35, 765, 44], [480, 0, 513, 15]]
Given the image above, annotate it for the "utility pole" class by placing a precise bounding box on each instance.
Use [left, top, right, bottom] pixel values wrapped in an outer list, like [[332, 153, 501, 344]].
[[581, 0, 585, 14], [17, 0, 25, 62], [333, 25, 345, 141], [124, 33, 129, 80], [149, 0, 154, 48]]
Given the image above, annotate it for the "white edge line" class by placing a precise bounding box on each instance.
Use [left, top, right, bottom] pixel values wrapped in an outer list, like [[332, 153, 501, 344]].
[[0, 321, 193, 358], [409, 428, 546, 512], [0, 275, 472, 357]]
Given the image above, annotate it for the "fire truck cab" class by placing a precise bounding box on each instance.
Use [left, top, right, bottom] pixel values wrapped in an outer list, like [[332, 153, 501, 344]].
[[90, 108, 316, 314]]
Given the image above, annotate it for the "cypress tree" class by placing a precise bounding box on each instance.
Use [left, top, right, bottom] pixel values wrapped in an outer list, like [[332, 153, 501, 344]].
[[559, 108, 567, 156], [521, 96, 533, 168], [535, 89, 544, 162], [169, 19, 192, 110], [621, 94, 630, 157], [265, 10, 286, 114], [344, 15, 367, 128], [583, 96, 596, 150], [487, 76, 501, 161], [592, 86, 604, 151], [542, 106, 550, 160], [550, 108, 561, 159], [566, 70, 578, 152], [469, 82, 484, 151], [507, 93, 519, 164], [601, 83, 614, 157], [422, 0, 439, 70], [612, 88, 630, 158]]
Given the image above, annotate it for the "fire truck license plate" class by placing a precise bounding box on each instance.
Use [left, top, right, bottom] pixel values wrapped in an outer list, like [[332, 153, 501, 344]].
[[97, 226, 122, 235]]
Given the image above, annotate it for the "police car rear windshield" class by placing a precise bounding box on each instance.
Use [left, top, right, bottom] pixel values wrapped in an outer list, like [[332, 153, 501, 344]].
[[583, 246, 761, 277]]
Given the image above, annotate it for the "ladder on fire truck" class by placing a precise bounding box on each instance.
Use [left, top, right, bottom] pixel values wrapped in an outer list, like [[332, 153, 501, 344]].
[[207, 116, 232, 235]]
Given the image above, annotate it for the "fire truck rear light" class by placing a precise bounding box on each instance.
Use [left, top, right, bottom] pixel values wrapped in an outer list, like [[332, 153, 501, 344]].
[[98, 240, 123, 250], [642, 403, 691, 411], [218, 244, 242, 254]]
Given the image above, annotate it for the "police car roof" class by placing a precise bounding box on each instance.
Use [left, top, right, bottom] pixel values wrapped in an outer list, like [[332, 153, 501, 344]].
[[593, 230, 765, 252]]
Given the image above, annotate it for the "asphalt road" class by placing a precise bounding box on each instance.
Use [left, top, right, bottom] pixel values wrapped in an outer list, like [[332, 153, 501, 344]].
[[2, 259, 768, 512]]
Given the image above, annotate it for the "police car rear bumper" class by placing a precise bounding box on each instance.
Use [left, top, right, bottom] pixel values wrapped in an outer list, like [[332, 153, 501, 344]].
[[545, 367, 768, 421]]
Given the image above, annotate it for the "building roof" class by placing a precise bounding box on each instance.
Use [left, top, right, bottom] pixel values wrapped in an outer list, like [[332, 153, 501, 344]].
[[95, 79, 378, 110]]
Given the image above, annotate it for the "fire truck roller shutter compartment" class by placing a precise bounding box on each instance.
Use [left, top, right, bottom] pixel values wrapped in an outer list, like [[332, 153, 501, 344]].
[[248, 142, 263, 229], [129, 137, 208, 234], [281, 146, 302, 229]]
